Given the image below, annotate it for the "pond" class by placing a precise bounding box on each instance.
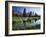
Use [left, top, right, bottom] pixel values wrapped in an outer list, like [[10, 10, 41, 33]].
[[13, 19, 40, 27]]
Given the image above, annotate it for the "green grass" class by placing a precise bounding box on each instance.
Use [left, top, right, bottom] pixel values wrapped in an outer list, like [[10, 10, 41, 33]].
[[12, 24, 40, 30], [12, 16, 40, 21]]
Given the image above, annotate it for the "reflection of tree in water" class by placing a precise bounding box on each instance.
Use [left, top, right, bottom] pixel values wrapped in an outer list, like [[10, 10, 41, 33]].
[[23, 21, 26, 26], [35, 19, 37, 22]]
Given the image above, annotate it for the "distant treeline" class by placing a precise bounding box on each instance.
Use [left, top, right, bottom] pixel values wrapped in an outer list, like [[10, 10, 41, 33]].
[[12, 8, 40, 17]]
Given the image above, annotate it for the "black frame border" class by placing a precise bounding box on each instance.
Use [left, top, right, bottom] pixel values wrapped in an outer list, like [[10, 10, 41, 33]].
[[5, 1, 45, 36]]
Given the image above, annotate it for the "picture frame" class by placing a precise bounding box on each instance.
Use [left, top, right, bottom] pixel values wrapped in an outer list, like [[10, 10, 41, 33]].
[[5, 1, 45, 36]]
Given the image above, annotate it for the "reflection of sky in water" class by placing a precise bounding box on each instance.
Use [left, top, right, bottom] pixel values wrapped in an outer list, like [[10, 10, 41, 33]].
[[35, 19, 40, 24], [14, 19, 40, 26]]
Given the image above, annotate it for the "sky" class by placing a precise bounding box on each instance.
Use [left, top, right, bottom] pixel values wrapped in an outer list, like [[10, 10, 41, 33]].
[[12, 6, 41, 15]]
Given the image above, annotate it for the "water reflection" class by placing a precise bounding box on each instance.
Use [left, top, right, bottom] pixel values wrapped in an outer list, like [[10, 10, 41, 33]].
[[14, 19, 40, 27]]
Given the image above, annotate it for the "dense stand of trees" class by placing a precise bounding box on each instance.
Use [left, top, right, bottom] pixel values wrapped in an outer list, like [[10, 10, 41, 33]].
[[12, 8, 40, 17]]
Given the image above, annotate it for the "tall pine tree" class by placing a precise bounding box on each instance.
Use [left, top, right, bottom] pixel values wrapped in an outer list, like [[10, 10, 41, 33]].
[[23, 8, 26, 17], [23, 8, 26, 27]]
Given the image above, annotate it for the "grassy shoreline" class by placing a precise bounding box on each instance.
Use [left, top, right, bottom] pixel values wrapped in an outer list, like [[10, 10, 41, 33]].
[[12, 24, 40, 30], [12, 16, 40, 21]]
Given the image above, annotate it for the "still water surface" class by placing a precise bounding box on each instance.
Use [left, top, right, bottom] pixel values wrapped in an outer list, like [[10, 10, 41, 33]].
[[14, 19, 40, 27]]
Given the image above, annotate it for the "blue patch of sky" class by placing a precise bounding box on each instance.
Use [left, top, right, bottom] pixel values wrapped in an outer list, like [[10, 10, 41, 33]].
[[12, 6, 41, 15]]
